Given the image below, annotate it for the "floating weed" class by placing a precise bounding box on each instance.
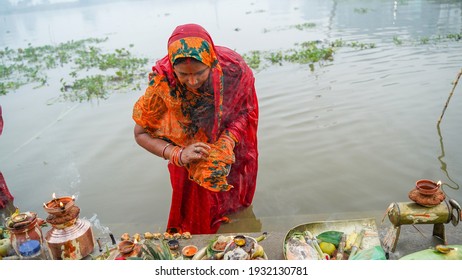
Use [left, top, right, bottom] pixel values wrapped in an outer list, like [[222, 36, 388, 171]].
[[242, 51, 262, 70], [289, 41, 334, 63], [3, 30, 460, 100], [392, 33, 462, 46], [294, 22, 316, 30], [242, 39, 375, 72], [61, 75, 106, 102], [393, 36, 403, 45], [419, 36, 430, 44], [446, 33, 462, 41], [354, 8, 369, 14], [0, 37, 148, 102], [263, 22, 316, 33], [349, 41, 376, 49], [265, 51, 284, 65], [331, 39, 347, 48]]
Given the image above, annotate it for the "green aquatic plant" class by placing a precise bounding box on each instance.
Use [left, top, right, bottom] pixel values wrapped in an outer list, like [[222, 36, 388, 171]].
[[445, 33, 462, 41], [61, 46, 147, 101], [242, 50, 262, 69], [354, 8, 369, 14], [419, 36, 430, 44], [330, 39, 375, 50], [265, 51, 284, 65], [294, 22, 316, 30], [243, 39, 375, 72], [243, 41, 334, 72], [286, 41, 334, 64], [392, 32, 462, 46], [349, 41, 376, 49], [61, 75, 106, 102], [263, 22, 316, 33], [0, 37, 148, 101], [393, 36, 403, 45]]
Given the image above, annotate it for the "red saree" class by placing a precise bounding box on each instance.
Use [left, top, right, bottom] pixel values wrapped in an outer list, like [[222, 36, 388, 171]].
[[133, 24, 258, 234], [1, 106, 15, 210]]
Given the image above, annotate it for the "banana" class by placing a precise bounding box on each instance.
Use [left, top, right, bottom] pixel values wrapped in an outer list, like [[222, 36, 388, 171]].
[[435, 244, 455, 254], [251, 244, 265, 259], [345, 232, 358, 251]]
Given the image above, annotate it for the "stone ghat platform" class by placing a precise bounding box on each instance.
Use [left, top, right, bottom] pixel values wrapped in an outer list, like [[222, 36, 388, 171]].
[[95, 210, 462, 260]]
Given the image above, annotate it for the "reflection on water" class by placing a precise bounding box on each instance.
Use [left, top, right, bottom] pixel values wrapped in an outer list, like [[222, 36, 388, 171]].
[[436, 68, 462, 194], [0, 0, 462, 235], [437, 124, 460, 192]]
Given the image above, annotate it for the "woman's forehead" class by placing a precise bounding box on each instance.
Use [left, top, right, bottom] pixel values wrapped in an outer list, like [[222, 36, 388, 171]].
[[173, 60, 209, 73]]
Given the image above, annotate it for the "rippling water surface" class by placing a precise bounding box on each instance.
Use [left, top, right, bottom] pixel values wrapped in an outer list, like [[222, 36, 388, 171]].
[[1, 0, 461, 236]]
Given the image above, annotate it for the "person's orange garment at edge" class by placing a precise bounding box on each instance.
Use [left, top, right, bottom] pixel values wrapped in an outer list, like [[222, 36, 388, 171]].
[[132, 24, 259, 234]]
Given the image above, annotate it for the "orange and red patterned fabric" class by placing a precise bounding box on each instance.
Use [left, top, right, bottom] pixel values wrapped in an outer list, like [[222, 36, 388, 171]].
[[132, 24, 258, 234]]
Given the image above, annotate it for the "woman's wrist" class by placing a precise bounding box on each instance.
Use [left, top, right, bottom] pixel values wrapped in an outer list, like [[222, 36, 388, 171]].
[[221, 130, 237, 149], [224, 130, 238, 144], [161, 143, 172, 160], [178, 148, 185, 166], [168, 145, 184, 167]]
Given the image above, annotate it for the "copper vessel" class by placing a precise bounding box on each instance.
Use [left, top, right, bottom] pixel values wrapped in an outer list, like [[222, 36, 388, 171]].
[[45, 218, 94, 260], [43, 195, 94, 260]]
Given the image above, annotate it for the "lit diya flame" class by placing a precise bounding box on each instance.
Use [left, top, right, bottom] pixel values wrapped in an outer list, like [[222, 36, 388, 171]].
[[43, 193, 76, 213], [437, 180, 442, 186]]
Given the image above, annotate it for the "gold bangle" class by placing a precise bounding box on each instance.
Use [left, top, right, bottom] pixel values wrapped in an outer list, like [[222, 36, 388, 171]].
[[161, 143, 171, 160]]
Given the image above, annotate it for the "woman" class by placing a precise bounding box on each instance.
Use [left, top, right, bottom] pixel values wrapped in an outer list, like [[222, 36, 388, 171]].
[[132, 24, 259, 234]]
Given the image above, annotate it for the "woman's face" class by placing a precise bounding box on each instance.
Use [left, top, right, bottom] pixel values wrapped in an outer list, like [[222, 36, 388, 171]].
[[173, 59, 211, 91]]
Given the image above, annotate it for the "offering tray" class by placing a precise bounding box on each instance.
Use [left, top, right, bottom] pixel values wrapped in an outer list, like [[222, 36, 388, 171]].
[[193, 234, 268, 260], [283, 218, 382, 260]]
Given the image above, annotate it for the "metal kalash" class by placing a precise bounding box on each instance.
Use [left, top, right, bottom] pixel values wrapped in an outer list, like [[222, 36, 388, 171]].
[[384, 180, 461, 252], [43, 194, 95, 260]]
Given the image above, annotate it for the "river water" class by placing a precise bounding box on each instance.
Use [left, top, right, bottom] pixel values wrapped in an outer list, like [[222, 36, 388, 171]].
[[1, 0, 461, 238]]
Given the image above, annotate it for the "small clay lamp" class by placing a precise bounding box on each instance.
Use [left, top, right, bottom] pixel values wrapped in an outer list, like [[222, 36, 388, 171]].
[[416, 180, 441, 196], [117, 240, 141, 259], [167, 239, 180, 251], [118, 240, 136, 255], [182, 245, 198, 258], [43, 193, 75, 216], [409, 180, 445, 207]]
